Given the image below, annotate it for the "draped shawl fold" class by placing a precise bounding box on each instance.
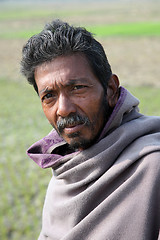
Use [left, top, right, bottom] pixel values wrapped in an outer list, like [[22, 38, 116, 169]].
[[27, 87, 160, 240]]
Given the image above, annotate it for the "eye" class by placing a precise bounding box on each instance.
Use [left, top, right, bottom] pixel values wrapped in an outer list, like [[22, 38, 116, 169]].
[[73, 85, 86, 91], [42, 93, 52, 100], [42, 92, 56, 103]]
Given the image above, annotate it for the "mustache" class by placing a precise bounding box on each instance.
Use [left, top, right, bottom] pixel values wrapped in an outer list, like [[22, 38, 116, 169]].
[[57, 114, 90, 133]]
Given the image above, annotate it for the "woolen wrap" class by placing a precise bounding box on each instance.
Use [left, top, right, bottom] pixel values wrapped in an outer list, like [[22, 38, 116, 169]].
[[27, 88, 160, 240]]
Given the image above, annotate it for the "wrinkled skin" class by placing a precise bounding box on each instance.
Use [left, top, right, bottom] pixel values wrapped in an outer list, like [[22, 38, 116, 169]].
[[35, 54, 119, 150]]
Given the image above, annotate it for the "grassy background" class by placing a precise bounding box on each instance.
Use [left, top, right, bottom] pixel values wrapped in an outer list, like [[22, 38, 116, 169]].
[[1, 22, 160, 39], [0, 1, 160, 239]]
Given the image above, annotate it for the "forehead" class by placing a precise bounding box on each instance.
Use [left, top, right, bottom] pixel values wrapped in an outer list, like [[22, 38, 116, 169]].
[[35, 54, 97, 90]]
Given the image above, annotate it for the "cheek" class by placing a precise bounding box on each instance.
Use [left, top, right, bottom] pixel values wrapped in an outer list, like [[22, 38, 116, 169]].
[[42, 105, 57, 126], [82, 95, 104, 118]]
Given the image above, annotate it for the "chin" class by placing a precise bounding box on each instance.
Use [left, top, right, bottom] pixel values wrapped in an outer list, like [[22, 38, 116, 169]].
[[67, 136, 95, 151]]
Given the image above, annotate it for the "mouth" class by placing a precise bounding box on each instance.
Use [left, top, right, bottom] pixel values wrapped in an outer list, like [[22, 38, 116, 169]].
[[57, 114, 91, 137], [63, 123, 84, 135]]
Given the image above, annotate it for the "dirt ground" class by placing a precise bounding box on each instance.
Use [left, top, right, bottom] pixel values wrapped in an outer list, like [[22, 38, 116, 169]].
[[0, 1, 160, 87]]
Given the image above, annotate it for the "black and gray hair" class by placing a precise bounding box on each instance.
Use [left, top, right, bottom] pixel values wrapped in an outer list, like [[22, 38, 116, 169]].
[[21, 19, 112, 93]]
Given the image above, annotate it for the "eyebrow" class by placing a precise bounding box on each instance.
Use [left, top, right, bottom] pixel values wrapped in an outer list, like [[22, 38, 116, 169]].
[[64, 78, 87, 87], [39, 87, 52, 95], [39, 78, 89, 95]]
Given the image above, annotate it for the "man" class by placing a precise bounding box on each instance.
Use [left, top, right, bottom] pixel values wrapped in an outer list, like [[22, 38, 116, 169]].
[[21, 19, 160, 240]]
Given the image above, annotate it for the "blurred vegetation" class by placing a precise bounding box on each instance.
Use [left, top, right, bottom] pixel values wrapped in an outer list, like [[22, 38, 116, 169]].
[[88, 22, 160, 37], [0, 1, 160, 239], [0, 79, 51, 239], [1, 22, 160, 39]]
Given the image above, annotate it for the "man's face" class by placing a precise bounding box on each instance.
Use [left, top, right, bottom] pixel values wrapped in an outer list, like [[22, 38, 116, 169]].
[[35, 54, 112, 150]]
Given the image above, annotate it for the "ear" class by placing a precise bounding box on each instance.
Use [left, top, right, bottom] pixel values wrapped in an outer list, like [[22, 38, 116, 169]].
[[106, 74, 120, 108]]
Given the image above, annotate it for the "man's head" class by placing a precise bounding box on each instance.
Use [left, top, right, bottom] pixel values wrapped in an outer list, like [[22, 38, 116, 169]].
[[21, 19, 112, 93], [21, 19, 119, 150]]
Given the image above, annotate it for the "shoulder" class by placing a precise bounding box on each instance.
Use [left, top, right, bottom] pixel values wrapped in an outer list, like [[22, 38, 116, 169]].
[[139, 151, 160, 179], [143, 150, 160, 166]]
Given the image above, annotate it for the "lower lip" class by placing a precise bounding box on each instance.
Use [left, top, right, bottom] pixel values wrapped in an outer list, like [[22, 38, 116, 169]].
[[64, 124, 84, 135]]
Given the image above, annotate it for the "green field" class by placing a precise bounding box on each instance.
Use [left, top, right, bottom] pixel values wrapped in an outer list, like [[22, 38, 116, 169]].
[[88, 22, 160, 37], [1, 22, 160, 39], [1, 1, 160, 239], [0, 79, 52, 239]]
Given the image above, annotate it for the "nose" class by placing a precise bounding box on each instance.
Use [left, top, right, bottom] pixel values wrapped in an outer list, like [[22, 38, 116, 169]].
[[57, 93, 76, 118]]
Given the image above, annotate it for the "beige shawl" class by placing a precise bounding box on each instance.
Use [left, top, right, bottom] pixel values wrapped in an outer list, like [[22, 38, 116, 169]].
[[27, 88, 160, 240]]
